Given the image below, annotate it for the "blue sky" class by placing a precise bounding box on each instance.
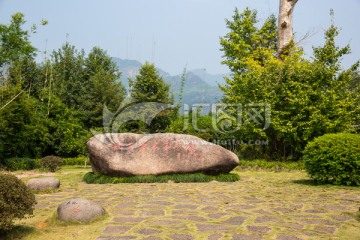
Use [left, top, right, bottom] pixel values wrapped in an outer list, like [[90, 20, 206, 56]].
[[0, 0, 359, 75]]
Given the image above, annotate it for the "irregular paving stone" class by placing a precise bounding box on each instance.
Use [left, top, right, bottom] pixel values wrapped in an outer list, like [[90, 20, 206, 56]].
[[143, 237, 163, 240], [323, 205, 347, 210], [281, 223, 304, 230], [197, 224, 235, 232], [298, 219, 338, 226], [168, 234, 194, 240], [87, 133, 239, 176], [232, 204, 256, 210], [247, 226, 271, 233], [252, 209, 271, 215], [113, 210, 136, 216], [301, 231, 321, 237], [331, 215, 353, 221], [208, 234, 223, 240], [276, 235, 303, 240], [103, 226, 132, 234], [115, 202, 138, 209], [232, 233, 262, 240], [223, 216, 247, 225], [26, 177, 60, 191], [112, 217, 147, 223], [140, 210, 165, 216], [202, 206, 220, 212], [304, 209, 327, 214], [178, 216, 208, 222], [149, 201, 173, 205], [97, 237, 137, 240], [150, 220, 181, 226], [208, 213, 227, 219], [174, 204, 198, 209], [57, 198, 106, 222], [137, 228, 162, 235], [271, 207, 294, 213], [314, 226, 336, 234], [255, 216, 280, 223]]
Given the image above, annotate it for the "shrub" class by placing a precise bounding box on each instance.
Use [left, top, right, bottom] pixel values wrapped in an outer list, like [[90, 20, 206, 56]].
[[303, 133, 360, 186], [41, 155, 62, 172], [62, 156, 90, 166], [2, 157, 40, 171], [0, 173, 36, 230], [238, 159, 304, 171]]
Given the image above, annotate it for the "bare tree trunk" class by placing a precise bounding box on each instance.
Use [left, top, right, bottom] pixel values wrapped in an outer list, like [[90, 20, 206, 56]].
[[278, 0, 298, 58]]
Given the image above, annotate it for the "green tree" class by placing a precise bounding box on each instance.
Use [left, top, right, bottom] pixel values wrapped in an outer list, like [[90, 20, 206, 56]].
[[128, 62, 175, 132], [80, 47, 126, 128], [220, 8, 277, 74], [220, 9, 359, 160], [50, 42, 85, 109]]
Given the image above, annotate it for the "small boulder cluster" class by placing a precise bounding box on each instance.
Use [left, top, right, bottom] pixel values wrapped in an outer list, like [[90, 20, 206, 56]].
[[25, 177, 106, 222]]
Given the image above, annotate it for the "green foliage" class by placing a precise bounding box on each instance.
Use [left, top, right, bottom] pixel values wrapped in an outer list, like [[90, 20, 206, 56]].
[[238, 159, 304, 171], [0, 173, 36, 230], [167, 114, 216, 141], [2, 157, 39, 171], [83, 172, 240, 184], [0, 12, 37, 67], [127, 62, 175, 133], [62, 156, 90, 166], [220, 9, 359, 160], [41, 155, 62, 172], [303, 133, 360, 186], [220, 8, 277, 74], [0, 13, 126, 160]]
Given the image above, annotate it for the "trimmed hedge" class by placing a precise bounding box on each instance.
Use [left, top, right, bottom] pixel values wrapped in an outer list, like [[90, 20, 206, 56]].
[[62, 156, 90, 166], [238, 159, 304, 171], [0, 173, 36, 230], [303, 133, 360, 186], [83, 172, 240, 184], [2, 158, 40, 171]]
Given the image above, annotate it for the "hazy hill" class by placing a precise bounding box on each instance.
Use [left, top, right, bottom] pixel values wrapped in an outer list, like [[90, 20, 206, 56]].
[[112, 57, 225, 107]]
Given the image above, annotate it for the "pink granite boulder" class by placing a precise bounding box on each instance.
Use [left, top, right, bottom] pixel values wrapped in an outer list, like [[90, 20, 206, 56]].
[[87, 133, 239, 177]]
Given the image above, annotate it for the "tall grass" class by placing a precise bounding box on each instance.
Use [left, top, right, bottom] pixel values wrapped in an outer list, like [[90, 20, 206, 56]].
[[83, 172, 240, 184]]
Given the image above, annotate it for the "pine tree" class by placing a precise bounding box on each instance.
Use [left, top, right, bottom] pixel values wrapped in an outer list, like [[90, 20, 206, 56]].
[[127, 62, 174, 133]]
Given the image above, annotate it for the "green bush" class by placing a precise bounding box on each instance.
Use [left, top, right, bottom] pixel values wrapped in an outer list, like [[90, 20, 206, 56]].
[[62, 156, 90, 166], [0, 173, 36, 230], [303, 133, 360, 186], [41, 155, 62, 172], [83, 172, 240, 184], [2, 157, 40, 171], [238, 159, 304, 171]]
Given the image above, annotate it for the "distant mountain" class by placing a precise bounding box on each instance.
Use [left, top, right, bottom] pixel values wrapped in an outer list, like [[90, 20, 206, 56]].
[[164, 72, 223, 108], [112, 57, 226, 108], [189, 68, 228, 87]]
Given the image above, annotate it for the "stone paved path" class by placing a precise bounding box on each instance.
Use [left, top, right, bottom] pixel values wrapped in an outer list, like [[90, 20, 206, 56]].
[[32, 170, 360, 240]]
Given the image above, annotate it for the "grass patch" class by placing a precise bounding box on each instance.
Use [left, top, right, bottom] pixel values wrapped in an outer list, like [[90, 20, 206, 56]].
[[83, 172, 240, 184], [238, 159, 304, 171]]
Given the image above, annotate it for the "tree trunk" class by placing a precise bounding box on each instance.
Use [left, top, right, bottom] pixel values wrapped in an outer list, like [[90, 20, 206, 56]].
[[278, 0, 298, 58]]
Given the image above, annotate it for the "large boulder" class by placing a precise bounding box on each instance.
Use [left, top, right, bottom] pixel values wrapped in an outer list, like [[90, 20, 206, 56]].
[[26, 177, 60, 191], [87, 133, 239, 177], [57, 198, 106, 222]]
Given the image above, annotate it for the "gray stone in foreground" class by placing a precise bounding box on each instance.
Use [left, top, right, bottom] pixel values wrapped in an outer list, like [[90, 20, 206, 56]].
[[87, 133, 239, 177], [97, 237, 137, 240], [57, 198, 105, 222], [26, 177, 60, 191]]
